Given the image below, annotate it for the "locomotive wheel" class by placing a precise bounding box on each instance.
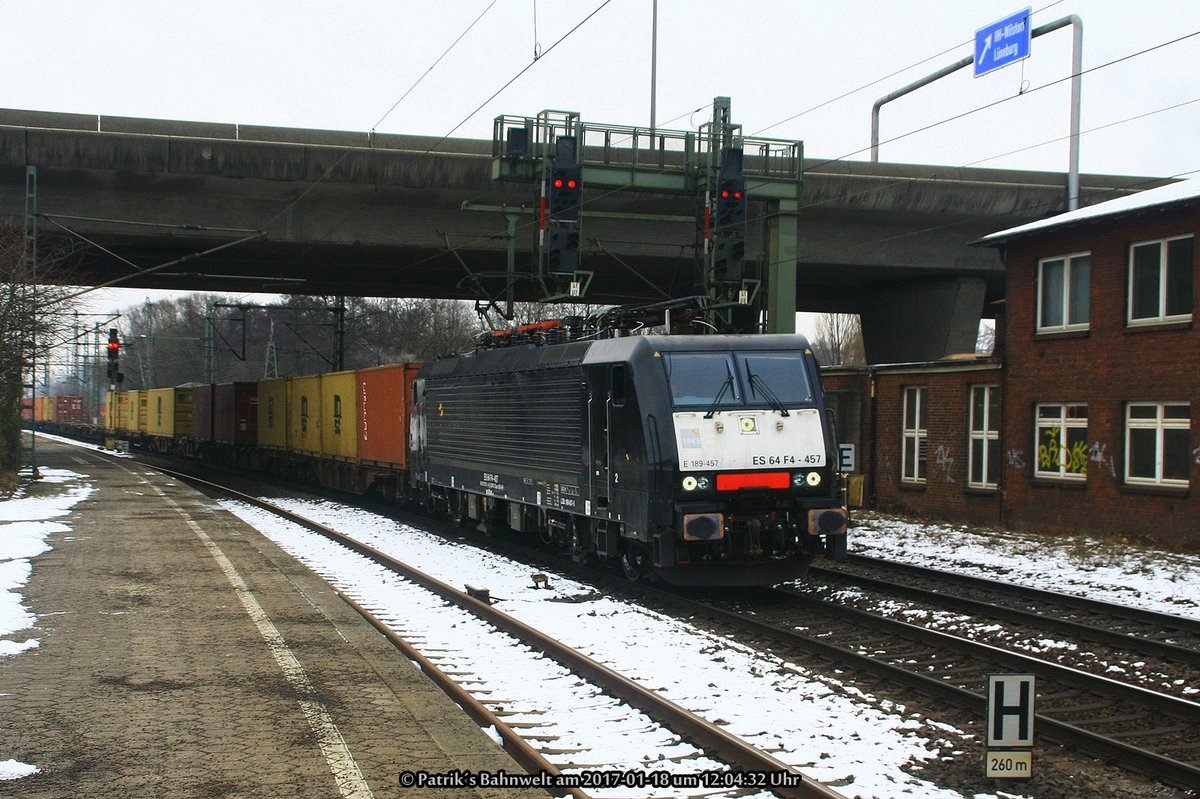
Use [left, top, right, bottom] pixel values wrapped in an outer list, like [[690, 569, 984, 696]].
[[621, 549, 649, 582]]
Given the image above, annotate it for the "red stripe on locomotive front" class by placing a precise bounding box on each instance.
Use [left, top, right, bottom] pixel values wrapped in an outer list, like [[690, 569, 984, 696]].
[[715, 471, 790, 491]]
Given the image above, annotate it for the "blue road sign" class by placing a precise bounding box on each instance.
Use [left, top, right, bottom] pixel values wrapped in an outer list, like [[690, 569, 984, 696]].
[[974, 8, 1032, 77]]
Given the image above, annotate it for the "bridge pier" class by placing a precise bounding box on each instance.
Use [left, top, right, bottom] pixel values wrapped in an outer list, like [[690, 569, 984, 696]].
[[765, 199, 799, 334], [859, 277, 986, 363]]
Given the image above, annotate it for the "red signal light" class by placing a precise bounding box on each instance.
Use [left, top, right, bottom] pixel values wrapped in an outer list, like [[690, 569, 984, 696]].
[[566, 178, 577, 189], [107, 341, 119, 351], [553, 177, 564, 189]]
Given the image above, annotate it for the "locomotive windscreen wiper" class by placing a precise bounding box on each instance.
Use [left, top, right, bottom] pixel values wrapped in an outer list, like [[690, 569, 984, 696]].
[[703, 375, 734, 419], [748, 371, 790, 417]]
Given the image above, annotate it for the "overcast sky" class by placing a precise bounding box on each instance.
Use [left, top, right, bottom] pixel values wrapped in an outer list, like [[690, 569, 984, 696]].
[[8, 0, 1200, 316]]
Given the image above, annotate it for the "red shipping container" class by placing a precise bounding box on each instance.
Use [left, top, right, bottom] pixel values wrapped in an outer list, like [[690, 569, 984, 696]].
[[356, 363, 421, 468], [54, 396, 85, 424], [191, 384, 215, 440], [214, 382, 258, 446]]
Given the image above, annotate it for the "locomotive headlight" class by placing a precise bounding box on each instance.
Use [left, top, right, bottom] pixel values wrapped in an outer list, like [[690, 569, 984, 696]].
[[682, 475, 712, 492], [793, 471, 823, 488], [682, 475, 698, 491]]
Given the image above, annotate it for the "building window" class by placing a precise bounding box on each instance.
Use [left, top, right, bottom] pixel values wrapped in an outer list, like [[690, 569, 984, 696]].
[[1129, 235, 1193, 324], [1126, 403, 1190, 487], [902, 387, 927, 483], [1035, 403, 1088, 480], [969, 385, 1001, 488], [1038, 253, 1090, 332]]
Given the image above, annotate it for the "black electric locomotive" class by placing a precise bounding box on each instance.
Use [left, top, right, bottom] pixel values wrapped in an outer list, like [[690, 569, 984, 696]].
[[410, 327, 847, 586]]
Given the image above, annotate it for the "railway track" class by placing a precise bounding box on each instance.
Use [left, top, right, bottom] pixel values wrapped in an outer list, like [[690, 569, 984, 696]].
[[807, 554, 1200, 696], [158, 464, 846, 799], [682, 583, 1200, 793], [375, 505, 1200, 793], [61, 441, 1197, 795]]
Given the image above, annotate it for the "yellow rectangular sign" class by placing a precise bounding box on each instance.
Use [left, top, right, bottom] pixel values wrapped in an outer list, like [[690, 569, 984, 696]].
[[985, 749, 1032, 779]]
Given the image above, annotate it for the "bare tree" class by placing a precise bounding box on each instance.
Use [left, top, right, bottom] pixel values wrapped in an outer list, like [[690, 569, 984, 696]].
[[116, 294, 486, 386], [0, 233, 79, 475], [809, 313, 865, 367]]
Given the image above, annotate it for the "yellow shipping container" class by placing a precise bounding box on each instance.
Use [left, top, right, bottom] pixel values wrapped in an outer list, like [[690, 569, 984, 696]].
[[289, 375, 322, 456], [134, 391, 149, 432], [176, 387, 194, 436], [145, 388, 174, 436], [257, 377, 290, 450], [145, 387, 194, 437], [108, 391, 138, 432], [320, 370, 358, 461]]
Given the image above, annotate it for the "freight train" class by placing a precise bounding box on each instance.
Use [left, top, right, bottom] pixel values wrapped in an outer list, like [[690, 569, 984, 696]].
[[34, 318, 847, 586]]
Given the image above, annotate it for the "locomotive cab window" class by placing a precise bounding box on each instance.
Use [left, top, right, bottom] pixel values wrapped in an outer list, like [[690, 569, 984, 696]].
[[662, 352, 741, 407], [662, 350, 816, 409], [739, 352, 814, 405]]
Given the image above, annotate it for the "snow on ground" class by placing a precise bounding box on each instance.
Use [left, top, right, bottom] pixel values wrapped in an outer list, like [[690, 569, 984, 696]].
[[847, 512, 1200, 620], [225, 497, 1025, 799], [0, 468, 94, 782], [5, 453, 1196, 797]]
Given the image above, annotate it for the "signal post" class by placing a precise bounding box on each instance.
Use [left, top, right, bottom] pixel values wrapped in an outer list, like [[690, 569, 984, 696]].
[[491, 98, 804, 333]]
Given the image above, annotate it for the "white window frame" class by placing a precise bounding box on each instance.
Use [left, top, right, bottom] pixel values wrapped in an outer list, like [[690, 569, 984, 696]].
[[1125, 402, 1190, 487], [901, 386, 927, 484], [1035, 403, 1088, 480], [1037, 252, 1091, 333], [1128, 235, 1194, 326], [968, 384, 1000, 489]]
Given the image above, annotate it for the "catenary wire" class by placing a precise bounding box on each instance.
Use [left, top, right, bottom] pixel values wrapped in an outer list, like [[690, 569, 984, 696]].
[[370, 0, 502, 133]]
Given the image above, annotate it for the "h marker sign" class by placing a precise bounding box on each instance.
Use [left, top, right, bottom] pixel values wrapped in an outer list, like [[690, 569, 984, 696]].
[[985, 674, 1035, 779], [975, 8, 1032, 77]]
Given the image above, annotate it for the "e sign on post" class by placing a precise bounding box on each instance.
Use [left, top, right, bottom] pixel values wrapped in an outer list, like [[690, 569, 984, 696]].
[[975, 8, 1032, 77]]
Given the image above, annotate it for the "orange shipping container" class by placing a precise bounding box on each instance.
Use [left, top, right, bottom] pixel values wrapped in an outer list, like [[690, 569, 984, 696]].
[[356, 363, 421, 468]]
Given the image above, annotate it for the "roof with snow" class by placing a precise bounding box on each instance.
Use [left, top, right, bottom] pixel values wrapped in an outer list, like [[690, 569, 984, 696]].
[[975, 177, 1200, 246]]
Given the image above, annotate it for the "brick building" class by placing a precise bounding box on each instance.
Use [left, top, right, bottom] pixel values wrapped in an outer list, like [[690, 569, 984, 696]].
[[824, 359, 1004, 526], [981, 178, 1197, 548], [823, 179, 1197, 549]]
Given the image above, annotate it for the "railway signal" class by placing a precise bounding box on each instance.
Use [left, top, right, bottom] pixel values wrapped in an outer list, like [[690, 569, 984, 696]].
[[106, 328, 124, 384], [544, 224, 579, 275], [711, 148, 746, 285], [548, 165, 581, 221], [715, 178, 746, 231]]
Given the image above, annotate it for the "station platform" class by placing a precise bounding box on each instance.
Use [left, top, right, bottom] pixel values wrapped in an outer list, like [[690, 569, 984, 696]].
[[1, 437, 545, 799]]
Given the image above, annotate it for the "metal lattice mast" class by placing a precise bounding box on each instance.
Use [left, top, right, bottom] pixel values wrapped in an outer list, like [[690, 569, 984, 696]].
[[22, 166, 39, 479]]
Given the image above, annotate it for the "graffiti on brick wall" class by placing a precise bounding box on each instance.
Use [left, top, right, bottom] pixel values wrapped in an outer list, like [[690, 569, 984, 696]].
[[934, 443, 956, 483], [1007, 448, 1026, 469], [1088, 441, 1117, 478], [1039, 427, 1088, 476]]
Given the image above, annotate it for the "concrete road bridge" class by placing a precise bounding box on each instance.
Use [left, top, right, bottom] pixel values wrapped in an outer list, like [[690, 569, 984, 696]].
[[0, 108, 1165, 362]]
